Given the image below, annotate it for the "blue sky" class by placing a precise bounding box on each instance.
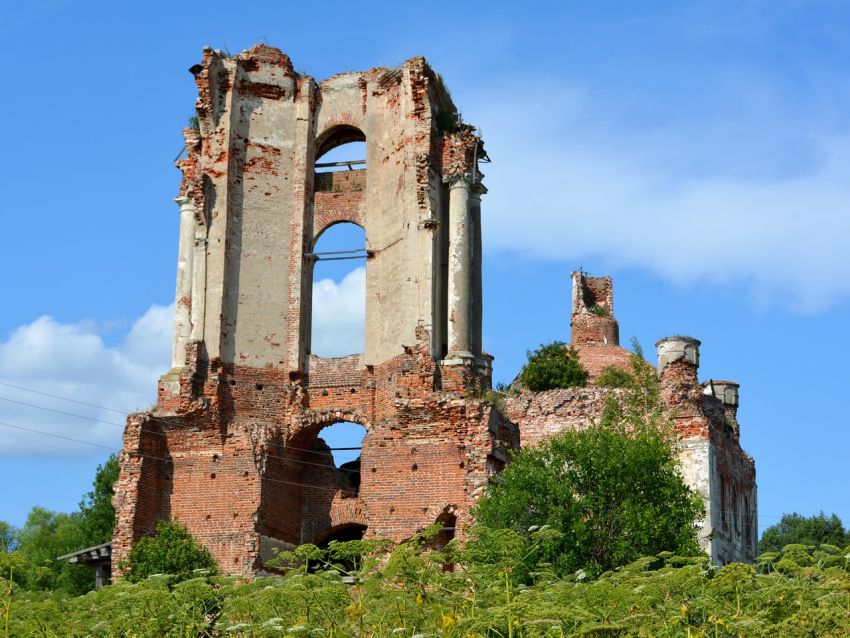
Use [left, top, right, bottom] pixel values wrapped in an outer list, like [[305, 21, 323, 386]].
[[1, 0, 849, 535]]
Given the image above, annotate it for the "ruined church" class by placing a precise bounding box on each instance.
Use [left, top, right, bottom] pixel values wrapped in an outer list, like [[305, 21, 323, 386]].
[[112, 44, 757, 575]]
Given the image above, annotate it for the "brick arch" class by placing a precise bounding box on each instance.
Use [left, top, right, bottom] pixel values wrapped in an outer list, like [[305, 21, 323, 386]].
[[311, 218, 368, 249], [289, 410, 371, 447], [309, 502, 368, 545], [315, 123, 365, 159]]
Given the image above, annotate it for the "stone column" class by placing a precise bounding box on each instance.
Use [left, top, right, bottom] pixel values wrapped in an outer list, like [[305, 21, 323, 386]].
[[171, 195, 196, 369], [190, 233, 207, 342], [469, 184, 485, 358], [445, 175, 473, 360]]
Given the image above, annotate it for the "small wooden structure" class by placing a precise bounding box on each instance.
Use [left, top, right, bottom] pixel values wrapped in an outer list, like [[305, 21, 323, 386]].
[[57, 542, 112, 589]]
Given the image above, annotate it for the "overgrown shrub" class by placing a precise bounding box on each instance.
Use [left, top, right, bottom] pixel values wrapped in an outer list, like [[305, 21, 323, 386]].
[[125, 520, 218, 583], [595, 365, 633, 388], [474, 423, 703, 576], [6, 541, 850, 636], [518, 341, 588, 391]]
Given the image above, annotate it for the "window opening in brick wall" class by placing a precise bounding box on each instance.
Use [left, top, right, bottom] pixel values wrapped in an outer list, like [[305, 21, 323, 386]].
[[431, 511, 456, 551], [259, 420, 367, 552], [317, 523, 367, 547], [315, 125, 365, 173], [315, 421, 365, 494], [315, 140, 366, 174], [310, 222, 366, 357]]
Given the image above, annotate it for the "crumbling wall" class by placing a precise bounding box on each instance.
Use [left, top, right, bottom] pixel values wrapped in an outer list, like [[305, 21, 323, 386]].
[[114, 331, 515, 575], [505, 388, 608, 447]]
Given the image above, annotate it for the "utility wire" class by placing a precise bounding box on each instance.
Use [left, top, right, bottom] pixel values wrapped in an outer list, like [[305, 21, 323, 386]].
[[0, 390, 362, 464], [0, 418, 835, 521], [0, 396, 126, 428], [0, 394, 363, 473], [0, 420, 116, 451], [0, 419, 356, 494], [0, 380, 127, 414]]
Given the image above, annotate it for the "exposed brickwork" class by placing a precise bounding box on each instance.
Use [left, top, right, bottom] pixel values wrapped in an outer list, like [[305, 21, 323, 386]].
[[114, 331, 515, 575], [313, 170, 366, 240]]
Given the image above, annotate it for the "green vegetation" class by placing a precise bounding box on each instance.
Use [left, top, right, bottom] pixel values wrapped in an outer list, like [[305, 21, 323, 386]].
[[124, 520, 218, 583], [0, 455, 119, 596], [436, 109, 460, 133], [3, 538, 850, 637], [479, 339, 701, 576], [760, 512, 849, 554], [518, 341, 588, 391], [595, 365, 633, 388], [475, 426, 702, 577], [588, 303, 610, 317]]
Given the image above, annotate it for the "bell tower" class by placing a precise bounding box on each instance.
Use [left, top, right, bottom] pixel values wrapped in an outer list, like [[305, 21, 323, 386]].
[[112, 45, 514, 576]]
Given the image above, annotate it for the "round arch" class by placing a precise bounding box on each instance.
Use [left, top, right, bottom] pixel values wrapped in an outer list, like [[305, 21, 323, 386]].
[[315, 124, 366, 160], [311, 219, 368, 250]]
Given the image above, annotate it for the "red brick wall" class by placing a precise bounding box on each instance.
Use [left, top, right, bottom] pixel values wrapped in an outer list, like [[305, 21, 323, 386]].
[[113, 336, 514, 575], [312, 170, 366, 240]]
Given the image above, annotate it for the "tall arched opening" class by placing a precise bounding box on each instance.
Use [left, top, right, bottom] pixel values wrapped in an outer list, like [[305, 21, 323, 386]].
[[308, 125, 368, 359], [258, 420, 368, 566]]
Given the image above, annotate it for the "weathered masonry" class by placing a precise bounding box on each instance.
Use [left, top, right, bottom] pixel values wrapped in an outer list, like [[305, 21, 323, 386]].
[[505, 273, 758, 565], [112, 45, 514, 575], [112, 45, 757, 575]]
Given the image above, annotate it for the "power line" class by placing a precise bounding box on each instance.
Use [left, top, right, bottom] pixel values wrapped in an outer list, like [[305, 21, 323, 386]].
[[0, 391, 364, 467], [1, 418, 846, 522], [0, 396, 126, 428], [0, 381, 127, 414], [0, 420, 116, 451], [0, 419, 356, 494], [0, 395, 363, 474]]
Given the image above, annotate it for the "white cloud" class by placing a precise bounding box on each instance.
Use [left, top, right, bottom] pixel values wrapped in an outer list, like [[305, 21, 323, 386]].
[[471, 82, 850, 313], [0, 267, 368, 457], [0, 305, 172, 456], [311, 267, 366, 357]]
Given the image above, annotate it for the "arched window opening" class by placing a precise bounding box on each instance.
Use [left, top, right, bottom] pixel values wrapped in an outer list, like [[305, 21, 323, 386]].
[[313, 421, 365, 495], [315, 140, 366, 174], [316, 524, 368, 573], [315, 125, 365, 172], [425, 510, 457, 572], [317, 524, 367, 548], [431, 511, 456, 551], [310, 223, 366, 357], [258, 420, 367, 561], [314, 128, 366, 195]]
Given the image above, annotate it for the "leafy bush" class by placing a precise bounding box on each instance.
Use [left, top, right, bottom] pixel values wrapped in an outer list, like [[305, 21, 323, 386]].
[[125, 520, 218, 583], [474, 423, 703, 576], [479, 341, 702, 577], [595, 365, 633, 388], [518, 341, 588, 391]]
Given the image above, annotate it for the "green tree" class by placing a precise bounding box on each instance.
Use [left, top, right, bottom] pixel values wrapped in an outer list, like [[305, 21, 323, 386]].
[[518, 341, 588, 391], [78, 454, 119, 545], [0, 521, 16, 553], [475, 425, 703, 576], [125, 520, 218, 583], [477, 343, 702, 576], [596, 365, 633, 388], [759, 512, 849, 553], [5, 454, 120, 595], [15, 506, 90, 593]]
